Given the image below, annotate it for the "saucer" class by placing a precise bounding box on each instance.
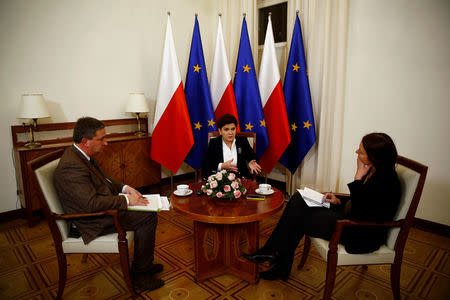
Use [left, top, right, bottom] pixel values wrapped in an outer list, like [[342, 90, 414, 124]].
[[173, 189, 193, 196], [255, 188, 275, 195]]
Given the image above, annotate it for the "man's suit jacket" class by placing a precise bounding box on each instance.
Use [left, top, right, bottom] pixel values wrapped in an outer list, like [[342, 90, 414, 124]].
[[54, 145, 127, 244], [201, 136, 257, 178]]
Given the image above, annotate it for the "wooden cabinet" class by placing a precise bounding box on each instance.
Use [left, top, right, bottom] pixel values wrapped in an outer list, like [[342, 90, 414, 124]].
[[12, 118, 161, 226], [96, 136, 160, 188]]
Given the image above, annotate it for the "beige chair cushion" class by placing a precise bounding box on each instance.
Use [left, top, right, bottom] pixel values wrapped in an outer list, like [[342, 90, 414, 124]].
[[311, 163, 420, 266], [35, 156, 134, 253], [311, 237, 395, 266], [35, 158, 70, 239], [62, 231, 135, 253], [386, 164, 420, 249]]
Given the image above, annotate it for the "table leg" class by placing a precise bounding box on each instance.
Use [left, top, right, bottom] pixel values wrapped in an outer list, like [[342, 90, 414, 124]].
[[193, 221, 259, 283]]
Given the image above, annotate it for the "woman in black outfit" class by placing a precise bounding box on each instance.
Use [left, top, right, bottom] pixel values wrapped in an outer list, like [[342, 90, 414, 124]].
[[202, 114, 262, 178], [243, 133, 401, 280]]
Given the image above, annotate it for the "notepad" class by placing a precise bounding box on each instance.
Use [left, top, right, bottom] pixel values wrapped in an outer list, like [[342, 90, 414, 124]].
[[127, 194, 170, 212], [298, 187, 330, 208]]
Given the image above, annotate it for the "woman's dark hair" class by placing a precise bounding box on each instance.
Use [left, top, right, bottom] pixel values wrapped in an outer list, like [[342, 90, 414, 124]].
[[217, 114, 238, 129], [362, 132, 397, 173], [73, 117, 105, 143]]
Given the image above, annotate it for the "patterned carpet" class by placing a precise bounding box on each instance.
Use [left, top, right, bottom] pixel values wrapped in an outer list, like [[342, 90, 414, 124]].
[[1, 207, 449, 299]]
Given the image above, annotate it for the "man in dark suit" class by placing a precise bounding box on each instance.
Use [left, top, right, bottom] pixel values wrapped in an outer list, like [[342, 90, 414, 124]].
[[202, 114, 261, 178], [54, 117, 164, 291]]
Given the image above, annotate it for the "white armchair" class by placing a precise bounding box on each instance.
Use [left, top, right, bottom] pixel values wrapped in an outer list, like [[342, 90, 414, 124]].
[[297, 155, 428, 300], [29, 149, 136, 299]]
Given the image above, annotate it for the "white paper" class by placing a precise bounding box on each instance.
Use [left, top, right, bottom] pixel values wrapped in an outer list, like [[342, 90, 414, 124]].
[[128, 194, 162, 211], [160, 196, 170, 211], [298, 188, 330, 209]]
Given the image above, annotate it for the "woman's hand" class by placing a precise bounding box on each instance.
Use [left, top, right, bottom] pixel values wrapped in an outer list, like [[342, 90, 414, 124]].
[[354, 156, 372, 180], [322, 192, 341, 205], [248, 160, 262, 174], [221, 159, 239, 173]]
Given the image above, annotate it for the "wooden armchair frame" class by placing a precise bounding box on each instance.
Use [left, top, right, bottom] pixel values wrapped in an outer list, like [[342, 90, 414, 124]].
[[297, 155, 428, 300], [29, 149, 136, 299]]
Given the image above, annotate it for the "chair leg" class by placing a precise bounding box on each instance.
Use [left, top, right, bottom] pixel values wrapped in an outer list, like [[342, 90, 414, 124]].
[[118, 240, 137, 297], [322, 252, 338, 300], [391, 261, 402, 300], [56, 252, 67, 300], [81, 253, 88, 263], [298, 236, 311, 270]]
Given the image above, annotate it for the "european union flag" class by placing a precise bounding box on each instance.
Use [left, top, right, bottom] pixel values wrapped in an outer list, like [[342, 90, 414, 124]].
[[234, 16, 269, 159], [280, 15, 316, 174], [184, 16, 216, 169]]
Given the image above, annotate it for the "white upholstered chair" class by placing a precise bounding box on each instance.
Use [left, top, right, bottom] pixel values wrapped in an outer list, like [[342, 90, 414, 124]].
[[29, 149, 136, 299], [297, 155, 428, 300]]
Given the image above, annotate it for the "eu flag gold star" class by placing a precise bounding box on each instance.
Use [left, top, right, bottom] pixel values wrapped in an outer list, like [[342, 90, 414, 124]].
[[303, 120, 312, 130], [292, 63, 300, 72], [193, 64, 201, 73], [259, 120, 266, 127], [245, 122, 254, 131], [207, 119, 215, 128], [194, 121, 202, 130], [243, 64, 251, 73], [291, 122, 298, 132]]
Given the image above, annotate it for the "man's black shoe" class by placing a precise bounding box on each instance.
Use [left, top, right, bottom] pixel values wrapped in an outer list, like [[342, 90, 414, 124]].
[[242, 253, 276, 263], [260, 265, 289, 281], [132, 263, 164, 276], [133, 273, 165, 291]]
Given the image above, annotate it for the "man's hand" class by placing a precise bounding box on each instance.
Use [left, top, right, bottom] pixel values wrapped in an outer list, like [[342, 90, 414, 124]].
[[124, 186, 142, 198], [221, 159, 239, 173], [128, 193, 149, 206], [248, 160, 262, 174], [124, 186, 148, 206]]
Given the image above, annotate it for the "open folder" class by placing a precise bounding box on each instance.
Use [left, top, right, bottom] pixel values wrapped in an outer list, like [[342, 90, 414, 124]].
[[298, 187, 330, 208], [127, 194, 170, 212]]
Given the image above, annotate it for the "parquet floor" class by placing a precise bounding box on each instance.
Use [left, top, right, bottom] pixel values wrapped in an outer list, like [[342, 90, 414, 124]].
[[1, 201, 449, 299]]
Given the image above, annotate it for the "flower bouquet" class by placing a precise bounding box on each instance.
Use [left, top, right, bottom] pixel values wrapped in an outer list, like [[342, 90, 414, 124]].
[[201, 170, 247, 199]]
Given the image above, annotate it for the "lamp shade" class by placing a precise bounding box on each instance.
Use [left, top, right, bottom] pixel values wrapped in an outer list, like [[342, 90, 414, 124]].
[[18, 94, 50, 119], [126, 93, 149, 113]]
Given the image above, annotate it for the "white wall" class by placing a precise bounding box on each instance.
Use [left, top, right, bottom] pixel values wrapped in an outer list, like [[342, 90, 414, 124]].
[[340, 0, 450, 225]]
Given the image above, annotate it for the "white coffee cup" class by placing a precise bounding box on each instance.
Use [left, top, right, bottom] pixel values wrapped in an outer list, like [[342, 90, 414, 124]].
[[259, 183, 271, 193], [177, 184, 189, 195]]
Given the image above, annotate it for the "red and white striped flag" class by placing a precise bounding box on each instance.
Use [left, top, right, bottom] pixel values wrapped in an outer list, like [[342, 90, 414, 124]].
[[151, 15, 194, 173], [258, 15, 291, 173], [210, 15, 240, 129]]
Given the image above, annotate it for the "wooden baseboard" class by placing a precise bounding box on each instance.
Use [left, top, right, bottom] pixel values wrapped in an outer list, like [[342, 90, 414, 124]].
[[413, 218, 450, 238], [0, 209, 25, 223], [160, 172, 196, 185]]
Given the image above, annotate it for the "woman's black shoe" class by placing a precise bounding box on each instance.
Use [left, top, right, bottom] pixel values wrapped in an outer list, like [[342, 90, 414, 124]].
[[242, 248, 275, 263], [260, 265, 289, 281]]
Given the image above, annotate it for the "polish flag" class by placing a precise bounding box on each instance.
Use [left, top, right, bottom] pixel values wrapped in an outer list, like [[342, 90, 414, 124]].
[[151, 15, 194, 173], [210, 15, 240, 129], [258, 16, 291, 173]]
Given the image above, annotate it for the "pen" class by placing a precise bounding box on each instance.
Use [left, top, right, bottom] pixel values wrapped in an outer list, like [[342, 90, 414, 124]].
[[322, 191, 332, 204]]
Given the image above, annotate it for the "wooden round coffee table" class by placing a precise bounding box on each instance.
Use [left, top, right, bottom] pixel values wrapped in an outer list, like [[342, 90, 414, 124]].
[[171, 180, 284, 283]]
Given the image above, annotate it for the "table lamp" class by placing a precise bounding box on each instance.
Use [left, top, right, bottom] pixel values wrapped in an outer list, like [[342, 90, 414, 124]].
[[126, 93, 149, 136], [17, 93, 50, 148]]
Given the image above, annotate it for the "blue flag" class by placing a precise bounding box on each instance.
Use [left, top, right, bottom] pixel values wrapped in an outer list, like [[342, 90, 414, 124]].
[[184, 16, 216, 169], [280, 15, 316, 174], [234, 17, 269, 159]]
